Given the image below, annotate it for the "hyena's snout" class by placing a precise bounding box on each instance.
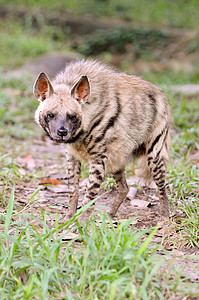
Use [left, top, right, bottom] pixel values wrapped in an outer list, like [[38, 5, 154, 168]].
[[57, 126, 68, 137], [55, 121, 72, 141], [52, 115, 81, 142]]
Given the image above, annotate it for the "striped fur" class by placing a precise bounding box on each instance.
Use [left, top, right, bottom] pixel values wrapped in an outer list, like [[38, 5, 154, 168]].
[[34, 60, 172, 218]]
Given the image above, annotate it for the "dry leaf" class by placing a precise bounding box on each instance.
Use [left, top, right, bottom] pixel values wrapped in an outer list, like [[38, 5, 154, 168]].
[[40, 179, 63, 185]]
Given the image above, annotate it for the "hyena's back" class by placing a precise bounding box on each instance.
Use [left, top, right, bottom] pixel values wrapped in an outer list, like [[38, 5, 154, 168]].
[[34, 59, 172, 218]]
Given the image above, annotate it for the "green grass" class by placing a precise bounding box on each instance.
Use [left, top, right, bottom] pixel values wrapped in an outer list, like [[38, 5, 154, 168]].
[[166, 94, 199, 248], [2, 0, 199, 30], [0, 76, 39, 140], [1, 192, 199, 299], [0, 20, 63, 70]]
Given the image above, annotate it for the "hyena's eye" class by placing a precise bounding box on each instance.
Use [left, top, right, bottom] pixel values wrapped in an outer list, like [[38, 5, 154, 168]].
[[68, 114, 77, 122], [47, 113, 55, 120]]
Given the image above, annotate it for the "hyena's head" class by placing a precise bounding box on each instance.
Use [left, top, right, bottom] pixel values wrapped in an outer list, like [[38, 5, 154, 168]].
[[33, 72, 90, 143]]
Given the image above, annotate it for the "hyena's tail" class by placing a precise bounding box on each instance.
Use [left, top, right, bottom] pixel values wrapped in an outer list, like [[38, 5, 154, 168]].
[[136, 129, 171, 184]]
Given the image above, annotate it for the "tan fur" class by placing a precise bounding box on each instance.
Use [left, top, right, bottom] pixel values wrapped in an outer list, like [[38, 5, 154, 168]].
[[34, 59, 172, 219]]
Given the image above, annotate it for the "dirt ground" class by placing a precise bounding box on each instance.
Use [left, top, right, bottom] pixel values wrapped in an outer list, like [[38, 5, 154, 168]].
[[14, 137, 161, 223]]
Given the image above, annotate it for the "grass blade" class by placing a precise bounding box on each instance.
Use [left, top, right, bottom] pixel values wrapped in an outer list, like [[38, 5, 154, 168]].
[[4, 185, 15, 234]]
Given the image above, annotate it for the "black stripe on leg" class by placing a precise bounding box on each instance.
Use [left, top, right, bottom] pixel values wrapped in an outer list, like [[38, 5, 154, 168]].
[[156, 179, 165, 187], [154, 127, 169, 160], [89, 182, 101, 190], [147, 127, 166, 155], [153, 162, 164, 174], [88, 191, 97, 198], [153, 168, 163, 177]]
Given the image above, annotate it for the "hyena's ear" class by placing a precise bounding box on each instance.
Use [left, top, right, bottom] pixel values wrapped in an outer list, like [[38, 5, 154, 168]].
[[71, 76, 90, 104], [33, 72, 54, 102]]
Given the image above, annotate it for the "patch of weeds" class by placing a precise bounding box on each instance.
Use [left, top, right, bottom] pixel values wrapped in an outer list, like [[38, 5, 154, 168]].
[[178, 201, 199, 248], [0, 78, 39, 140], [73, 27, 172, 57], [101, 176, 116, 190], [165, 93, 199, 248], [144, 69, 199, 86], [0, 193, 198, 299], [171, 126, 199, 158], [0, 152, 23, 207], [2, 0, 199, 29], [168, 160, 199, 248], [0, 20, 63, 70], [168, 160, 199, 202], [171, 97, 199, 130], [80, 162, 90, 179]]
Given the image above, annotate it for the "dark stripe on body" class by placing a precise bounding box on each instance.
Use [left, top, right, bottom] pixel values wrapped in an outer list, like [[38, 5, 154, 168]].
[[83, 101, 109, 146], [148, 94, 157, 127], [84, 115, 103, 140], [88, 92, 121, 152], [148, 94, 156, 103]]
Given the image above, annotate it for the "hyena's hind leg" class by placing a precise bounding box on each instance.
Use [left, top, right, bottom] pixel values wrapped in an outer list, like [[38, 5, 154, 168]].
[[109, 169, 129, 217], [66, 154, 81, 218], [147, 128, 170, 217]]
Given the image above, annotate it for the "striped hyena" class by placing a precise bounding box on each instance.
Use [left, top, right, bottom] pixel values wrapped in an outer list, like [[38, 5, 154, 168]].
[[33, 60, 172, 219]]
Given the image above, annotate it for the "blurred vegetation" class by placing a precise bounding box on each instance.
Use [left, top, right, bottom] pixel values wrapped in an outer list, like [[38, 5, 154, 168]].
[[73, 28, 171, 56], [1, 0, 199, 83], [1, 0, 199, 29]]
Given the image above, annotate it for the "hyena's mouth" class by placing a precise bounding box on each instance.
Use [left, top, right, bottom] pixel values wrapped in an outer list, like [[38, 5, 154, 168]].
[[53, 135, 71, 143], [48, 120, 82, 144], [52, 132, 75, 143], [54, 137, 65, 143]]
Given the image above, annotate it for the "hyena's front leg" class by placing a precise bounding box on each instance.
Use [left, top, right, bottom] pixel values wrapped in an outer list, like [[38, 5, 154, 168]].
[[82, 158, 106, 207], [109, 169, 129, 217], [67, 154, 81, 218]]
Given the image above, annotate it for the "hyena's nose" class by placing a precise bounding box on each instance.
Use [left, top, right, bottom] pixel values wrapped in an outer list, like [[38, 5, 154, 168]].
[[57, 127, 68, 137]]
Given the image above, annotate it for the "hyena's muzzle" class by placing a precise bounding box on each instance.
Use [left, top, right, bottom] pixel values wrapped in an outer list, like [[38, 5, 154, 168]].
[[43, 112, 82, 143]]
